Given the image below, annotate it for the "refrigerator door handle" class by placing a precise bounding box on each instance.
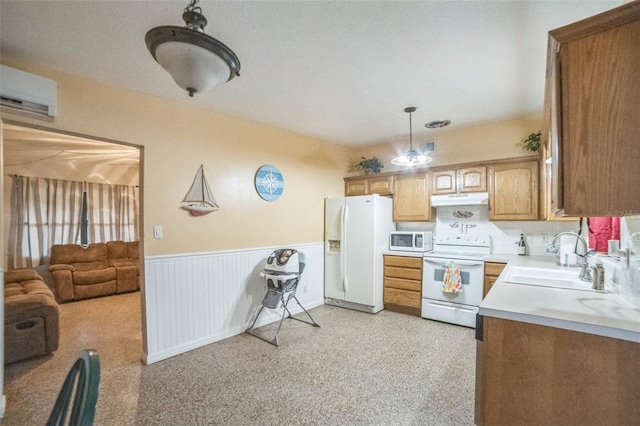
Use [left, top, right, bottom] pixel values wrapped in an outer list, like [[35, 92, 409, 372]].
[[341, 205, 348, 292]]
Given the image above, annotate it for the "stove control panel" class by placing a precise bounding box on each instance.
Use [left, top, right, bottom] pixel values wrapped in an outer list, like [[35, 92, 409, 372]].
[[435, 234, 490, 247]]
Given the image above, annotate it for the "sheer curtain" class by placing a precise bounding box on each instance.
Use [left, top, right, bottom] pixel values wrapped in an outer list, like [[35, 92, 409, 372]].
[[8, 175, 139, 269]]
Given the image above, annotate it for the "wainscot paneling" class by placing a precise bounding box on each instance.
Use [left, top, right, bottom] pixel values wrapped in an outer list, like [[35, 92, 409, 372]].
[[142, 243, 324, 364]]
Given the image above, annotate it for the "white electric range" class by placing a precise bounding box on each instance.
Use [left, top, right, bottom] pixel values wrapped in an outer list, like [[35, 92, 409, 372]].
[[422, 233, 490, 328]]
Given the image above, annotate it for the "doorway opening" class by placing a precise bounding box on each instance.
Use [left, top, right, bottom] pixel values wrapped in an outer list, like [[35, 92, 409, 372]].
[[1, 121, 146, 362]]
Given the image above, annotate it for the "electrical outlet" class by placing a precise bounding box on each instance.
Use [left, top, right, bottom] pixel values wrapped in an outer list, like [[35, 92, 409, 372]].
[[154, 225, 163, 239], [540, 233, 548, 243], [526, 233, 533, 243]]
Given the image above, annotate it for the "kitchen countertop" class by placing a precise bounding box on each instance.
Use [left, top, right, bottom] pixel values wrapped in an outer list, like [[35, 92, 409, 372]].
[[479, 255, 640, 343]]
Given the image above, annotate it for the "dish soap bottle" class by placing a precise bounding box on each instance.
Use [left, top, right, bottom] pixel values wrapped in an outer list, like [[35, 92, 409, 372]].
[[517, 234, 527, 256]]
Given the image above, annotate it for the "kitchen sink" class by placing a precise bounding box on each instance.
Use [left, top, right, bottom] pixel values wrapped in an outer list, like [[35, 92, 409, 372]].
[[502, 266, 598, 291]]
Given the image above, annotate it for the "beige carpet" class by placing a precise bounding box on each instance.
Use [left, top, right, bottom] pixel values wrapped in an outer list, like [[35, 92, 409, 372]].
[[2, 292, 476, 425]]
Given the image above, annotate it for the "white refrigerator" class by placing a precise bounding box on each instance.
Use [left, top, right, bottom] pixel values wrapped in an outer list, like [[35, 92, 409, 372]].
[[324, 194, 395, 313]]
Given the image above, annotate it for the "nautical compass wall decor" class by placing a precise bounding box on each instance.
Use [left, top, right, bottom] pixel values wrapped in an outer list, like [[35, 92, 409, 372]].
[[255, 165, 284, 201]]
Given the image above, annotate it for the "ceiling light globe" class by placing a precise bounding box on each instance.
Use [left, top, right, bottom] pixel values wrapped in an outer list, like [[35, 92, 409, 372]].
[[391, 156, 408, 166], [155, 41, 231, 96], [145, 1, 241, 97]]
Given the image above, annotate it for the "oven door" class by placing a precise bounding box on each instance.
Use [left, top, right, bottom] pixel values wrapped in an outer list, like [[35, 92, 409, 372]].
[[422, 257, 484, 306]]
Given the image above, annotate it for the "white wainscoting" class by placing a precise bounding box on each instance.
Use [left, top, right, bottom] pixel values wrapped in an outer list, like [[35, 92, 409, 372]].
[[143, 243, 324, 364]]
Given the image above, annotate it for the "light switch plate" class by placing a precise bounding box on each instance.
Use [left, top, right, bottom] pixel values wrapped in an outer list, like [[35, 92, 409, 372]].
[[154, 226, 163, 239]]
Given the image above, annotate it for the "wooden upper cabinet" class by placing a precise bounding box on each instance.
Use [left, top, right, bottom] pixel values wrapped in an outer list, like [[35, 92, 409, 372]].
[[431, 170, 456, 194], [393, 173, 430, 221], [488, 161, 539, 221], [458, 167, 487, 193], [544, 2, 640, 216], [344, 174, 393, 196], [368, 175, 393, 195], [345, 178, 368, 196], [432, 167, 486, 195]]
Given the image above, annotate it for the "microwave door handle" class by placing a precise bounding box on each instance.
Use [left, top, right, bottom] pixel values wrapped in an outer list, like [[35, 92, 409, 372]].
[[424, 258, 484, 267]]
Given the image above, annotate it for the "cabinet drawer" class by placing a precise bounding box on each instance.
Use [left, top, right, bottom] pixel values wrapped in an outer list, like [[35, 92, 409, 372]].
[[384, 287, 421, 309], [384, 277, 422, 292], [384, 266, 422, 281], [384, 256, 423, 269], [485, 262, 506, 277]]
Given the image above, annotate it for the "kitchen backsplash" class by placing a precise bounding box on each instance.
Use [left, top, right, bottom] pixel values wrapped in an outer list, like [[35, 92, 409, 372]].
[[396, 205, 579, 255]]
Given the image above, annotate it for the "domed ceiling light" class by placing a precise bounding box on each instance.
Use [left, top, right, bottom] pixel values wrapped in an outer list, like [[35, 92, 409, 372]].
[[391, 107, 432, 167], [145, 0, 241, 97]]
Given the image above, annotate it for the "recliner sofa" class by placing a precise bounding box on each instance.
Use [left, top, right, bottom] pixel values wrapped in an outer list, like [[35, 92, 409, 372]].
[[49, 241, 139, 303], [4, 269, 59, 363]]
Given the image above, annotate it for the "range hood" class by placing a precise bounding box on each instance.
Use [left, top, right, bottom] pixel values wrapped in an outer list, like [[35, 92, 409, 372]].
[[431, 192, 489, 207]]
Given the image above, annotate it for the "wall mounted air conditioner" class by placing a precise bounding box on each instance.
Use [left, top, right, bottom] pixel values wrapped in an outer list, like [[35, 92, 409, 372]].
[[0, 65, 57, 119]]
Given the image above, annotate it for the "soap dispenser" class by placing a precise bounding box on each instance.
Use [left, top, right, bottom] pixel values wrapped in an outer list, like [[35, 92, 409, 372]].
[[590, 258, 605, 291]]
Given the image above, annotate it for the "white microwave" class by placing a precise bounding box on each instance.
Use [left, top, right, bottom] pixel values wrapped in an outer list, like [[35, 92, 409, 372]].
[[389, 231, 433, 252]]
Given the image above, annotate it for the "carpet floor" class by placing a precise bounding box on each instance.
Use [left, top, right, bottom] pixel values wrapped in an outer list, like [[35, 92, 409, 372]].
[[2, 292, 476, 425]]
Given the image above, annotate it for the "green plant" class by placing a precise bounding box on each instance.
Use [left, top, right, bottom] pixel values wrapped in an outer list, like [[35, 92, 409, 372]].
[[355, 156, 384, 174], [523, 131, 542, 152]]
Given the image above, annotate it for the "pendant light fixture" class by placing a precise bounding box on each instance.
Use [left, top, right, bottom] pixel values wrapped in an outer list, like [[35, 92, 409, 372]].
[[145, 0, 241, 97], [391, 107, 432, 167]]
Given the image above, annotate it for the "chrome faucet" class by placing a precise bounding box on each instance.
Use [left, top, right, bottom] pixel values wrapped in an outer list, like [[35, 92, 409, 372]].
[[550, 232, 596, 282]]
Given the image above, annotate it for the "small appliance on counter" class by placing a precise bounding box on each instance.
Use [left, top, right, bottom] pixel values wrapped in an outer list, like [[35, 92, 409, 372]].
[[390, 231, 433, 252]]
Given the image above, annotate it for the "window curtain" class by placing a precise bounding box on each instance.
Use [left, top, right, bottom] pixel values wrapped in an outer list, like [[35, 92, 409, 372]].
[[7, 175, 139, 269]]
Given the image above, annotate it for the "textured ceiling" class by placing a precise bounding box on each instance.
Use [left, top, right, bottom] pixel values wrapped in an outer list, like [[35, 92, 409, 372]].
[[3, 124, 139, 186], [0, 0, 619, 147]]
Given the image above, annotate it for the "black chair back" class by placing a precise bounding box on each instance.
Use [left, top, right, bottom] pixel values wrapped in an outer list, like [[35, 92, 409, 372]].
[[46, 349, 100, 426]]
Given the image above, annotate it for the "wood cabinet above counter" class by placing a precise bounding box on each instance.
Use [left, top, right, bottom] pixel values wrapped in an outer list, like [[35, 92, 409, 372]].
[[488, 160, 539, 221], [344, 156, 541, 221], [344, 174, 394, 196], [393, 173, 430, 222], [543, 1, 640, 216], [432, 166, 487, 195]]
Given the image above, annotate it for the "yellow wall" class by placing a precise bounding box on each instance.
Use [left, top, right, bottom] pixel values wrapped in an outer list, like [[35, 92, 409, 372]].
[[1, 59, 352, 257], [1, 59, 546, 259], [350, 115, 542, 175]]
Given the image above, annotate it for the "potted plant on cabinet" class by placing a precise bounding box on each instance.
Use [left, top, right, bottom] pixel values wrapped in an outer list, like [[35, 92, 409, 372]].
[[522, 131, 541, 152], [355, 156, 384, 174]]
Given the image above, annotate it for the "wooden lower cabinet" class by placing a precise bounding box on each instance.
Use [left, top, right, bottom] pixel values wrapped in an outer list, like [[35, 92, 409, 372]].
[[383, 255, 423, 316], [475, 316, 640, 425], [483, 262, 506, 297]]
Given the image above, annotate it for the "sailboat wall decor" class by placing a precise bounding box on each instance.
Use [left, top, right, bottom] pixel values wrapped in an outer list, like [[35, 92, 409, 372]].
[[181, 164, 220, 216]]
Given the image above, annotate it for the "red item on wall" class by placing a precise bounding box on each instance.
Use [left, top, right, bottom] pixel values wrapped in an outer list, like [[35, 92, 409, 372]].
[[588, 217, 620, 252]]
